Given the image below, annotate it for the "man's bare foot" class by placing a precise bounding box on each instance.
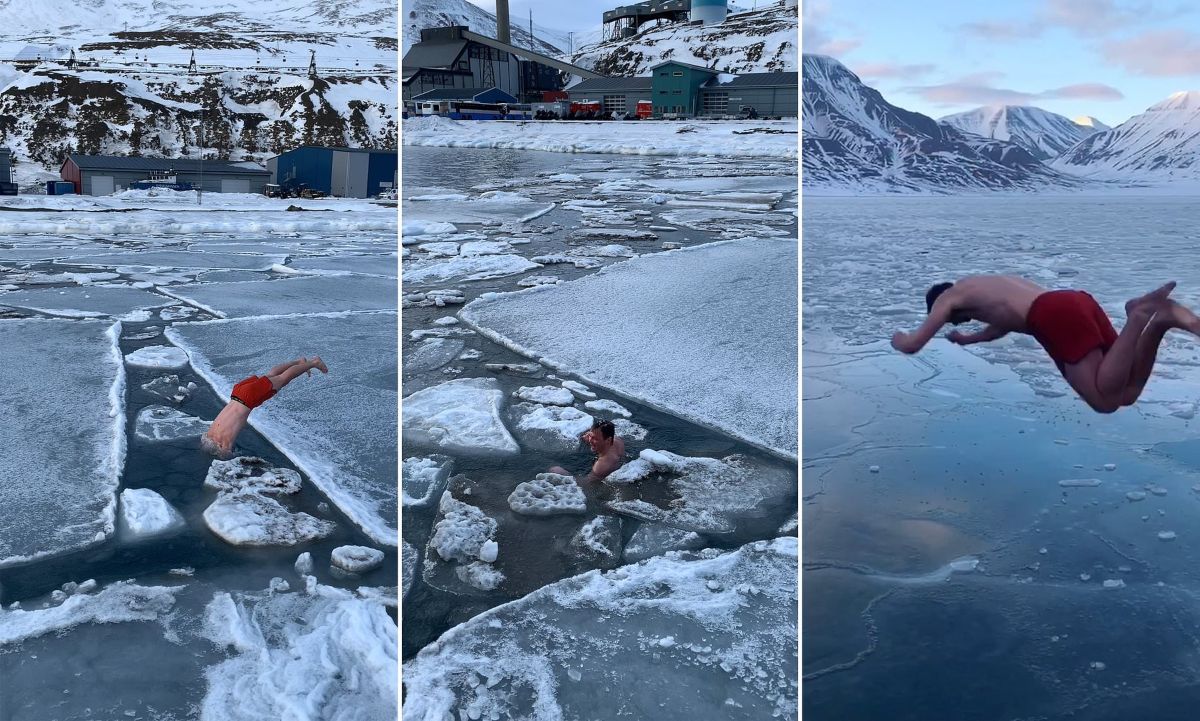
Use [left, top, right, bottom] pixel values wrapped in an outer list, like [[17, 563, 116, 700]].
[[311, 356, 328, 374], [1126, 281, 1177, 318], [1159, 300, 1200, 335]]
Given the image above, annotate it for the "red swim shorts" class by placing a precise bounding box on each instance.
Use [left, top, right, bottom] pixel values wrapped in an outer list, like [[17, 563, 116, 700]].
[[230, 375, 277, 410], [1026, 290, 1118, 370]]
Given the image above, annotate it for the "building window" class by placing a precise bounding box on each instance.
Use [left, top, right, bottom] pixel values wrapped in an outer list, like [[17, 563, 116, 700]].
[[659, 72, 668, 76], [603, 95, 627, 113], [702, 91, 728, 114], [672, 89, 681, 94], [673, 71, 683, 76], [658, 90, 667, 95]]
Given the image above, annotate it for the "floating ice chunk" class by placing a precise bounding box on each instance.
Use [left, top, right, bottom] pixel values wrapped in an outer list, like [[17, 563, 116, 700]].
[[402, 541, 417, 599], [1147, 484, 1168, 496], [777, 513, 798, 535], [1058, 478, 1102, 487], [417, 241, 461, 257], [288, 254, 398, 278], [518, 275, 562, 288], [402, 377, 520, 457], [1080, 573, 1091, 582], [433, 316, 459, 326], [624, 523, 704, 562], [456, 561, 505, 591], [404, 337, 465, 373], [159, 304, 197, 321], [123, 326, 162, 341], [404, 219, 456, 236], [0, 581, 178, 645], [584, 398, 632, 418], [0, 285, 172, 319], [508, 473, 588, 516], [203, 491, 335, 547], [1104, 463, 1117, 471], [72, 251, 285, 271], [561, 380, 596, 399], [331, 545, 385, 574], [165, 275, 395, 318], [607, 499, 666, 522], [1158, 531, 1177, 541], [401, 537, 797, 720], [1090, 661, 1106, 671], [514, 385, 575, 406], [662, 242, 683, 250], [459, 348, 482, 361], [429, 491, 497, 564], [125, 345, 189, 368], [200, 581, 397, 720], [571, 516, 623, 562], [1102, 579, 1126, 589], [567, 244, 635, 258], [141, 374, 192, 403], [295, 552, 314, 576], [531, 254, 602, 269], [402, 455, 454, 508], [121, 308, 154, 322], [409, 326, 474, 341], [479, 539, 499, 563], [119, 488, 184, 538], [460, 240, 515, 256], [570, 228, 658, 242], [204, 457, 302, 495], [134, 405, 210, 441], [486, 362, 544, 377], [512, 403, 594, 453], [869, 465, 880, 473], [404, 254, 540, 285], [1126, 491, 1147, 502], [613, 417, 648, 441], [606, 458, 653, 484]]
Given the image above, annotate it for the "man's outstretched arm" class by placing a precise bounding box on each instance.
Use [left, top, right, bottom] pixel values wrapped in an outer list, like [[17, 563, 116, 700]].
[[892, 294, 955, 354], [948, 326, 1008, 346]]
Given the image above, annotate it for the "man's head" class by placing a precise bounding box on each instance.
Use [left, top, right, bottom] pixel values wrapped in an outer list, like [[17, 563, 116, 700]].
[[926, 281, 970, 325], [586, 419, 615, 453]]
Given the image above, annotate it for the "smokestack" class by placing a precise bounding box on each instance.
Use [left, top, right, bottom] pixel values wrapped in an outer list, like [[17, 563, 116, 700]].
[[496, 0, 511, 44]]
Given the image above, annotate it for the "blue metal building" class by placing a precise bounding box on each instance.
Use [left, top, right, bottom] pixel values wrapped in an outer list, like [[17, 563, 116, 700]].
[[268, 147, 398, 199]]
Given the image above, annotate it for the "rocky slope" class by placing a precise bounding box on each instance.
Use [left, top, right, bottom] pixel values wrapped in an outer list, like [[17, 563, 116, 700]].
[[940, 105, 1100, 161], [1053, 91, 1200, 178], [402, 0, 565, 55]]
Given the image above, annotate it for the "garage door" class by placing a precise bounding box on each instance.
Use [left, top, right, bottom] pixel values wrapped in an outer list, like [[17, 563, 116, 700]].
[[220, 178, 250, 194], [91, 175, 114, 196]]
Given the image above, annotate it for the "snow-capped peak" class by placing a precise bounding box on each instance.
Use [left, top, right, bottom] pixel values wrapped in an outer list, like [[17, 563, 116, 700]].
[[1073, 115, 1110, 132], [939, 104, 1094, 161], [1054, 91, 1200, 178], [1148, 90, 1200, 112]]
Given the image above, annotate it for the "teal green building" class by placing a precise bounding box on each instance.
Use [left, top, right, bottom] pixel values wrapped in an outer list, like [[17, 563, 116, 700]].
[[650, 61, 718, 117]]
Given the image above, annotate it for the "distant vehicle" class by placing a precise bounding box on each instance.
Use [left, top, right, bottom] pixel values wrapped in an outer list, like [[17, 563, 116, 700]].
[[739, 105, 759, 120], [416, 100, 533, 120], [568, 100, 601, 120], [636, 100, 653, 119], [265, 181, 326, 199]]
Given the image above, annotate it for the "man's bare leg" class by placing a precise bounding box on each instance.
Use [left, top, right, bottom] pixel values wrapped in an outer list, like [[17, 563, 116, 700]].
[[1095, 282, 1175, 397], [267, 356, 328, 390], [1121, 301, 1200, 406], [267, 358, 306, 375]]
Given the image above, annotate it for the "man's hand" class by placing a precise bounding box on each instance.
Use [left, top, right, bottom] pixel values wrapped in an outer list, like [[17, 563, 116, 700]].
[[891, 331, 917, 354]]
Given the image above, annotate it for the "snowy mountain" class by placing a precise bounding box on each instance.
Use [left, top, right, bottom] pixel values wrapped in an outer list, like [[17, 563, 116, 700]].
[[1073, 115, 1111, 133], [1053, 92, 1200, 178], [402, 0, 565, 56], [570, 3, 796, 76], [803, 54, 1076, 192], [0, 1, 396, 189], [940, 105, 1098, 161]]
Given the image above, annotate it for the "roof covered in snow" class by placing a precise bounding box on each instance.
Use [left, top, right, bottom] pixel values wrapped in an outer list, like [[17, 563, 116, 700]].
[[66, 154, 269, 175]]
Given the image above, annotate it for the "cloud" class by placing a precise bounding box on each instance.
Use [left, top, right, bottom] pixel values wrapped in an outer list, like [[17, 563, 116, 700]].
[[1102, 29, 1200, 75], [1041, 0, 1185, 36], [960, 20, 1044, 41], [851, 62, 935, 80], [802, 0, 861, 57], [903, 76, 1124, 106]]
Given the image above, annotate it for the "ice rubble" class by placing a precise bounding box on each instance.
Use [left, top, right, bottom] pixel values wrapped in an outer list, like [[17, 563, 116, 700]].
[[402, 538, 798, 721], [461, 238, 799, 460], [402, 455, 454, 508], [0, 285, 172, 318], [0, 581, 179, 645], [514, 385, 575, 406], [141, 374, 195, 403], [624, 523, 705, 563], [403, 253, 540, 285], [204, 456, 302, 495], [200, 581, 397, 720], [119, 488, 185, 538], [508, 473, 588, 516], [403, 219, 456, 237], [570, 516, 624, 564], [425, 491, 504, 593], [134, 405, 210, 441], [125, 344, 190, 368], [0, 320, 124, 567], [518, 275, 562, 288], [164, 275, 395, 317], [511, 403, 594, 454], [561, 380, 596, 400], [204, 490, 335, 546], [331, 545, 385, 574], [457, 562, 506, 591], [567, 244, 636, 258], [168, 312, 397, 546], [402, 377, 520, 457]]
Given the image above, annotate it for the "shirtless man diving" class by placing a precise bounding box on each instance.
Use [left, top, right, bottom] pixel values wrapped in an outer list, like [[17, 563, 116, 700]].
[[550, 419, 626, 481], [891, 276, 1200, 413], [201, 356, 328, 457]]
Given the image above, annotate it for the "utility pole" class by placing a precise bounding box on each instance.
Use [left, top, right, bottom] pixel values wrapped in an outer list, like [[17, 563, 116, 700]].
[[529, 9, 534, 50]]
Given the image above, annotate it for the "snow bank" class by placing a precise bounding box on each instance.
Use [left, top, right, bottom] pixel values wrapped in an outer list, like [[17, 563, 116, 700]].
[[402, 116, 798, 160]]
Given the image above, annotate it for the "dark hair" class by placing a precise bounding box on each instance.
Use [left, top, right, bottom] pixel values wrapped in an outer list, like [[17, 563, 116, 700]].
[[591, 419, 615, 439], [926, 282, 954, 314]]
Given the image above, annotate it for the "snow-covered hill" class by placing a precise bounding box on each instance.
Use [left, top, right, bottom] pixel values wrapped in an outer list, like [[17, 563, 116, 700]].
[[803, 54, 1077, 193], [1053, 92, 1200, 178], [1073, 115, 1111, 133], [402, 0, 565, 56], [0, 1, 396, 190], [570, 3, 796, 76], [940, 105, 1098, 161]]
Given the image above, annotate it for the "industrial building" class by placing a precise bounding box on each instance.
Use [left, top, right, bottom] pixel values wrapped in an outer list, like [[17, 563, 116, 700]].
[[267, 146, 397, 199], [0, 147, 15, 195], [602, 0, 730, 39], [566, 62, 797, 118], [402, 25, 600, 104], [412, 88, 520, 105], [60, 155, 270, 196]]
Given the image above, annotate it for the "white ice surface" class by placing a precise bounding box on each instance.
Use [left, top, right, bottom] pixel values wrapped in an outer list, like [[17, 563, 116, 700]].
[[429, 491, 499, 565], [68, 250, 286, 271], [624, 523, 705, 563], [404, 337, 464, 373], [124, 344, 190, 368], [288, 254, 398, 278], [402, 538, 798, 721], [203, 490, 336, 546], [402, 540, 417, 600], [168, 312, 397, 546], [119, 488, 185, 538], [403, 253, 540, 286], [456, 561, 505, 591], [0, 285, 172, 318], [0, 581, 178, 645], [163, 275, 395, 318], [0, 320, 124, 567], [134, 405, 210, 441], [201, 582, 397, 720], [331, 545, 385, 574], [512, 403, 593, 454], [514, 385, 575, 406], [584, 399, 632, 418], [508, 473, 588, 516], [462, 239, 798, 460], [571, 516, 623, 563], [402, 455, 453, 508], [403, 191, 555, 225], [402, 377, 521, 457], [203, 456, 302, 496]]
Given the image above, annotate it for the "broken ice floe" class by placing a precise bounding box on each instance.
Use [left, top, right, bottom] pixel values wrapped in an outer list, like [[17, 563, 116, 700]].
[[0, 581, 178, 645], [567, 244, 636, 258], [119, 488, 185, 539], [141, 374, 195, 403], [404, 253, 541, 285], [425, 490, 504, 592], [562, 380, 596, 400], [203, 490, 335, 547], [570, 516, 623, 565], [204, 457, 302, 496], [134, 405, 210, 441], [125, 345, 189, 368], [531, 254, 603, 270], [0, 285, 172, 319], [123, 325, 163, 341], [331, 545, 385, 574], [486, 362, 544, 377], [402, 455, 454, 508], [404, 337, 465, 373], [511, 402, 594, 454], [402, 377, 520, 457], [623, 523, 705, 563], [613, 418, 648, 441], [403, 289, 466, 309], [1058, 479, 1102, 488], [456, 561, 505, 591], [518, 275, 562, 288], [584, 398, 632, 418], [606, 499, 667, 522], [165, 275, 395, 318], [508, 473, 588, 516], [402, 541, 417, 599], [514, 385, 575, 406]]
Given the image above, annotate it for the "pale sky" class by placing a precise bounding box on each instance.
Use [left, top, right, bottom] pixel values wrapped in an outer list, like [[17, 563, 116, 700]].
[[465, 1, 609, 35], [804, 0, 1200, 126]]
